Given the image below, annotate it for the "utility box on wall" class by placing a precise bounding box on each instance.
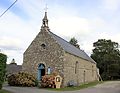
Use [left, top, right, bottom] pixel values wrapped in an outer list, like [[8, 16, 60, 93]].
[[54, 75, 62, 88]]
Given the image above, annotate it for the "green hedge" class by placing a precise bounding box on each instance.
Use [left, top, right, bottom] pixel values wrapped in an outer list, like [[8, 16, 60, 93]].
[[0, 53, 7, 89]]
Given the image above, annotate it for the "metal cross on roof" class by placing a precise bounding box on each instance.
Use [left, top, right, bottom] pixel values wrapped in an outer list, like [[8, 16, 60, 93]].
[[44, 4, 48, 12]]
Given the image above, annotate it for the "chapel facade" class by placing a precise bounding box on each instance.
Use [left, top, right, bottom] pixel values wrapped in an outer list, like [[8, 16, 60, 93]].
[[22, 12, 99, 87]]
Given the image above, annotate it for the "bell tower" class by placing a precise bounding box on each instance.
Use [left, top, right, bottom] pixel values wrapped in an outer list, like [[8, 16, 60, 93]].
[[42, 12, 48, 27]]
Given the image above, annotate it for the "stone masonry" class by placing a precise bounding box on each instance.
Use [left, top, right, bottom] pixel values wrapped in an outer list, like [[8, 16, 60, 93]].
[[22, 28, 65, 77], [22, 12, 99, 87]]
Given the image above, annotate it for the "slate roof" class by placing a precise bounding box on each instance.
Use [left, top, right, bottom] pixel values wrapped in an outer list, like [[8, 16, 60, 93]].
[[6, 63, 22, 75], [49, 31, 96, 64]]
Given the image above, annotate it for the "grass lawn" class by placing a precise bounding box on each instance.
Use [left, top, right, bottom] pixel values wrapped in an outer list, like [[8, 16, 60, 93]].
[[0, 89, 12, 93], [47, 81, 103, 91]]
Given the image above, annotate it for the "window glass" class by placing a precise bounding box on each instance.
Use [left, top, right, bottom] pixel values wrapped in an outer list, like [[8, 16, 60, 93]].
[[48, 67, 51, 74]]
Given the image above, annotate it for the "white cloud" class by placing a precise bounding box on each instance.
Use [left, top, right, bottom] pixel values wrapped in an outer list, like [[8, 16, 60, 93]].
[[111, 34, 120, 44], [90, 17, 106, 30], [0, 37, 22, 50], [16, 0, 45, 19], [2, 49, 23, 65], [50, 16, 94, 37], [0, 0, 47, 65], [0, 10, 38, 65], [50, 16, 108, 39], [1, 0, 120, 65], [102, 0, 120, 11], [49, 16, 111, 57]]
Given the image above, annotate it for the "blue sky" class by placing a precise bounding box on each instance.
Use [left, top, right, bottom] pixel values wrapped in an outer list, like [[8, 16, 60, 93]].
[[0, 0, 120, 65], [0, 0, 29, 20]]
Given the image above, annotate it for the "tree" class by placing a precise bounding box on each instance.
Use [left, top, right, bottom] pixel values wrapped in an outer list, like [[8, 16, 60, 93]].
[[108, 64, 120, 80], [69, 37, 80, 49], [0, 53, 7, 89], [91, 39, 120, 80]]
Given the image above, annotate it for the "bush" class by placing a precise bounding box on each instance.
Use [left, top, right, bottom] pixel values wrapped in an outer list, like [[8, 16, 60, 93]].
[[8, 72, 37, 87], [0, 53, 7, 89], [41, 75, 56, 88]]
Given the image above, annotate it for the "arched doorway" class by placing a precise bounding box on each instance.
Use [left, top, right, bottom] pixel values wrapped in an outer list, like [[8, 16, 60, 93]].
[[37, 64, 45, 80]]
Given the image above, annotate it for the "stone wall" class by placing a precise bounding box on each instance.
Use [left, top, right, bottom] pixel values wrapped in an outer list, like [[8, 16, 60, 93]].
[[22, 28, 65, 77], [22, 27, 98, 87], [63, 52, 98, 86]]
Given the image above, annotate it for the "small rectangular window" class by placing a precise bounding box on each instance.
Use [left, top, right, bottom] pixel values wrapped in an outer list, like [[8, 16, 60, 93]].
[[75, 61, 78, 74], [92, 66, 94, 77]]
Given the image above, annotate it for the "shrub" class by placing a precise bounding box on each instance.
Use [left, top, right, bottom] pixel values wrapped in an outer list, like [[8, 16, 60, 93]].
[[0, 53, 7, 89], [8, 72, 37, 87], [41, 75, 56, 88]]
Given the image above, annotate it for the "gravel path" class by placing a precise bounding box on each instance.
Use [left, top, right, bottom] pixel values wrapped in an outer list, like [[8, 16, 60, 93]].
[[3, 81, 120, 93]]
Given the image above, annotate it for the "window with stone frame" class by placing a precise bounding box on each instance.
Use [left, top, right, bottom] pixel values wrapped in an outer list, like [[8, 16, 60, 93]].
[[41, 43, 46, 49], [92, 65, 94, 77], [75, 61, 78, 74], [83, 70, 86, 83]]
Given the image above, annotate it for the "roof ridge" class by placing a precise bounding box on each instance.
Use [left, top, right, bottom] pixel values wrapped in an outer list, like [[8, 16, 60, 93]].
[[49, 31, 96, 64], [49, 31, 82, 51]]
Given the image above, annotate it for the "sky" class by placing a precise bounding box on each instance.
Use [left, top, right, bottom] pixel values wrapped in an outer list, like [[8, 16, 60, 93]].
[[0, 0, 120, 65]]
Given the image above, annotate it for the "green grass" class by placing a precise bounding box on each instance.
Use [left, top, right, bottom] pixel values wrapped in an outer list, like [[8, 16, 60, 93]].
[[0, 89, 12, 93], [47, 81, 103, 91]]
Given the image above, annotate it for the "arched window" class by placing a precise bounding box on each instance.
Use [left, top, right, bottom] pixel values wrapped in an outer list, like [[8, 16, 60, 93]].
[[47, 67, 51, 74]]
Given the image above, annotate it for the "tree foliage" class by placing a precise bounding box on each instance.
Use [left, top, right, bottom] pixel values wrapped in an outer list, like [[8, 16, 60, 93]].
[[69, 37, 80, 49], [91, 39, 120, 80], [0, 53, 7, 89]]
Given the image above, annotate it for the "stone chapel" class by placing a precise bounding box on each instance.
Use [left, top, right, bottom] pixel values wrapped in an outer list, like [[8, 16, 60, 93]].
[[22, 12, 99, 87]]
